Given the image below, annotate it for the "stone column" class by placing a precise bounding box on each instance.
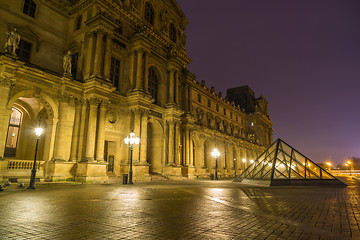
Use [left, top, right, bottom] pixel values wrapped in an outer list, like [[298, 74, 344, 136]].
[[184, 126, 190, 166], [143, 51, 149, 92], [103, 34, 112, 81], [95, 101, 107, 162], [94, 31, 104, 76], [139, 112, 148, 164], [84, 98, 99, 161], [132, 110, 141, 161], [135, 49, 144, 90], [77, 101, 87, 161], [175, 71, 179, 105], [70, 100, 82, 161], [42, 118, 58, 161], [84, 32, 95, 78], [175, 122, 181, 166], [188, 85, 192, 113], [128, 51, 135, 89], [189, 130, 193, 166], [53, 96, 75, 161], [168, 69, 175, 104], [168, 121, 175, 165]]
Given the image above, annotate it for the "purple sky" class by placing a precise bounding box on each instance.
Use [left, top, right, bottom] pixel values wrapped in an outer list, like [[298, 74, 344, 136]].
[[177, 0, 360, 165]]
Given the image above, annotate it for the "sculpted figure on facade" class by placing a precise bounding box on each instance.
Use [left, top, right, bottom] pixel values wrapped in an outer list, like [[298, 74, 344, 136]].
[[63, 51, 72, 75], [160, 9, 169, 33], [179, 26, 187, 47], [4, 28, 20, 56]]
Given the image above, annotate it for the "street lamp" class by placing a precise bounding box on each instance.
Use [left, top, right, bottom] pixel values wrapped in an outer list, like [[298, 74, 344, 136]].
[[211, 148, 220, 180], [347, 161, 352, 176], [234, 158, 237, 178], [326, 162, 332, 170], [124, 131, 139, 184], [28, 127, 43, 189]]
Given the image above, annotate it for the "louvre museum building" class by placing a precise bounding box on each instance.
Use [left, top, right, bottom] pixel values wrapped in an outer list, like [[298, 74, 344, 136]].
[[0, 0, 273, 182]]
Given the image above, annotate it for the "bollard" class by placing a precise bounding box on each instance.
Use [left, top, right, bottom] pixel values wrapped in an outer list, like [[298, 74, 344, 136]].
[[123, 174, 128, 185], [17, 183, 24, 189]]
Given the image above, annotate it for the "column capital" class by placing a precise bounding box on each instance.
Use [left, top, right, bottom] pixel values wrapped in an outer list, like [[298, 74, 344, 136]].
[[87, 97, 102, 106], [58, 94, 73, 103]]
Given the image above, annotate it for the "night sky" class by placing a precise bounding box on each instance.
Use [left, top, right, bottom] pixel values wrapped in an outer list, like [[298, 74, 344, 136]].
[[177, 0, 360, 165]]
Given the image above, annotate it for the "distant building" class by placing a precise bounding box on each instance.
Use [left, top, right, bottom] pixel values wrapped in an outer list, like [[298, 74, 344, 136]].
[[0, 0, 272, 182]]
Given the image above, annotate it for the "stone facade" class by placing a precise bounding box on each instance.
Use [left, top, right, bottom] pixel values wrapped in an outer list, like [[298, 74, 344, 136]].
[[0, 0, 272, 182]]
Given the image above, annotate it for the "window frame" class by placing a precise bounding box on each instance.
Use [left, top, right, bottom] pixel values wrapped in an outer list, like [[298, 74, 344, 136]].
[[148, 68, 159, 104], [23, 0, 37, 18], [144, 2, 155, 25], [110, 57, 121, 90]]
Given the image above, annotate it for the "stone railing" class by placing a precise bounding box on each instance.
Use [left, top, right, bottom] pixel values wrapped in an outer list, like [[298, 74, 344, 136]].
[[7, 160, 42, 170]]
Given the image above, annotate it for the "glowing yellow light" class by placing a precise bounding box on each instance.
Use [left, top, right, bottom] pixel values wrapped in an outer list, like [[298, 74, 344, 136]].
[[347, 161, 352, 165], [250, 160, 254, 164], [35, 127, 43, 137], [242, 158, 246, 163], [211, 148, 220, 158], [326, 162, 332, 167], [280, 164, 285, 168], [345, 163, 348, 167]]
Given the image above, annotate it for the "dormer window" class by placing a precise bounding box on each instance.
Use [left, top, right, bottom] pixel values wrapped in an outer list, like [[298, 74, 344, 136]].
[[23, 0, 37, 18], [145, 2, 154, 25], [169, 23, 177, 43]]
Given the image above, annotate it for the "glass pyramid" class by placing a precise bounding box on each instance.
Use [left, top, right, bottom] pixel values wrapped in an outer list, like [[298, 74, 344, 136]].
[[235, 139, 346, 186]]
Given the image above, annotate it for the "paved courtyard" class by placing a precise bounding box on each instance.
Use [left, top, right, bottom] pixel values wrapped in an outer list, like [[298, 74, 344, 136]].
[[0, 176, 359, 240]]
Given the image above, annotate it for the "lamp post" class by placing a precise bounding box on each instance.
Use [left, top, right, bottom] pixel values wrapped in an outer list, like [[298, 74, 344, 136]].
[[345, 163, 349, 175], [28, 127, 43, 189], [347, 161, 352, 176], [326, 162, 332, 170], [211, 148, 220, 180], [124, 131, 139, 184], [234, 158, 237, 178]]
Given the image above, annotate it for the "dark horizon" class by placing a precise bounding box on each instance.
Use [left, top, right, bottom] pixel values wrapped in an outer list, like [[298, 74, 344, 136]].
[[177, 0, 360, 166]]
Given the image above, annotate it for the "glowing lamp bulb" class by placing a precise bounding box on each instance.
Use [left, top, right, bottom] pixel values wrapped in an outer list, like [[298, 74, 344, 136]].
[[35, 128, 43, 137]]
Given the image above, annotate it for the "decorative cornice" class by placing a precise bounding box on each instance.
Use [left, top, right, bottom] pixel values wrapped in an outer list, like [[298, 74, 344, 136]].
[[0, 77, 15, 89]]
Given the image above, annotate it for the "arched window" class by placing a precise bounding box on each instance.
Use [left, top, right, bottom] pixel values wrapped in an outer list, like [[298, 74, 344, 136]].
[[5, 108, 23, 157], [148, 68, 159, 103], [145, 2, 154, 25], [23, 0, 37, 18], [169, 23, 177, 43]]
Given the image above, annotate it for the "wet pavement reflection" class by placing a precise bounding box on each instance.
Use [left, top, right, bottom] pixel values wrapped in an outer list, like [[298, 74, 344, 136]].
[[0, 177, 359, 239]]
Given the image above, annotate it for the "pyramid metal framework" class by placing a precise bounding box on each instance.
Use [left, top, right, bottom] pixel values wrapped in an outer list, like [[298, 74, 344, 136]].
[[235, 139, 346, 186]]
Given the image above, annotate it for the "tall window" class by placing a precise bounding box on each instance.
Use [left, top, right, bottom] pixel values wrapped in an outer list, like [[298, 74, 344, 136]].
[[198, 94, 201, 103], [16, 40, 32, 62], [110, 57, 121, 90], [75, 15, 82, 30], [208, 99, 211, 108], [216, 104, 219, 112], [145, 2, 154, 25], [169, 23, 177, 43], [23, 0, 37, 18], [5, 108, 22, 157], [148, 68, 159, 103]]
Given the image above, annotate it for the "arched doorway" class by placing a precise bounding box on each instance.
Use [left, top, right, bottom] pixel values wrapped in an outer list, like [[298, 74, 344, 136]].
[[147, 120, 163, 173]]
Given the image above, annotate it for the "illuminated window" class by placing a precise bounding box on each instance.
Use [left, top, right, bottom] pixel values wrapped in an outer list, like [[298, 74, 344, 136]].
[[250, 122, 254, 126], [169, 23, 177, 43], [148, 68, 159, 103], [5, 108, 22, 157], [145, 2, 154, 25], [23, 0, 36, 18], [110, 57, 121, 90]]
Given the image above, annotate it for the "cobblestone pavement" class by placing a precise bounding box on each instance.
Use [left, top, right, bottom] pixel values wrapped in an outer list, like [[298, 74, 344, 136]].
[[0, 176, 359, 240]]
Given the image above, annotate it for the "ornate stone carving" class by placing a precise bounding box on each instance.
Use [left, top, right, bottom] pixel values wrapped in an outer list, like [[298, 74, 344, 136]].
[[179, 26, 187, 47], [58, 94, 72, 103], [63, 51, 72, 76], [88, 97, 102, 106], [4, 28, 20, 56], [160, 9, 168, 33], [0, 77, 15, 89]]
